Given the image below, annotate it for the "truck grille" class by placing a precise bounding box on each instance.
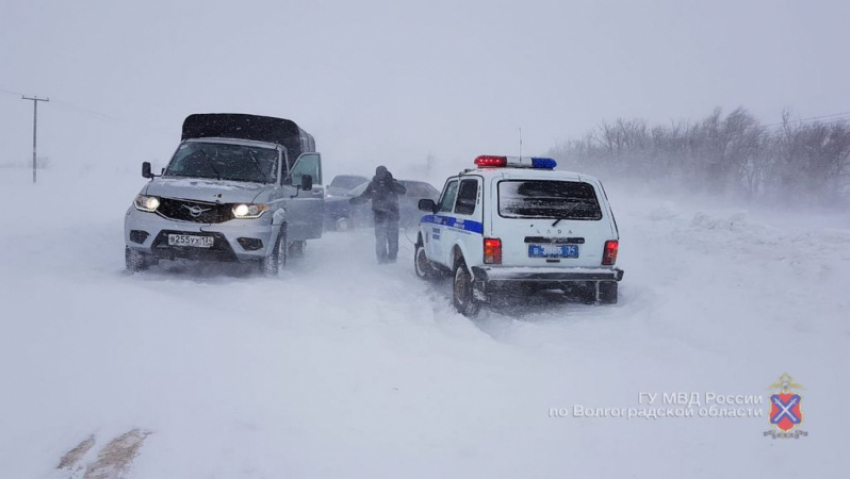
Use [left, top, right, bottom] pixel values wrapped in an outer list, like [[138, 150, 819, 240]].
[[156, 198, 233, 224]]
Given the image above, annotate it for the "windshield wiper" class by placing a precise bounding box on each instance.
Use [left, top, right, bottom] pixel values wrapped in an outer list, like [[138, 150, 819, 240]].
[[246, 152, 269, 183], [200, 151, 222, 180], [551, 202, 585, 226]]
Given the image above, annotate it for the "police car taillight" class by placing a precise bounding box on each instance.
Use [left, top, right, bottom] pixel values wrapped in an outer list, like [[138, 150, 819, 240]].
[[602, 240, 618, 265], [484, 238, 502, 264], [475, 156, 508, 167]]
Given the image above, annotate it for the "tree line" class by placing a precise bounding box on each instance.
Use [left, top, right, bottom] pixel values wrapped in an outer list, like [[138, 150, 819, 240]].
[[547, 108, 850, 205]]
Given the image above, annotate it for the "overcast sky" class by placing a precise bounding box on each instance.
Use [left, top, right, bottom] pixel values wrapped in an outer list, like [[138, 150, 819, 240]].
[[1, 0, 848, 177]]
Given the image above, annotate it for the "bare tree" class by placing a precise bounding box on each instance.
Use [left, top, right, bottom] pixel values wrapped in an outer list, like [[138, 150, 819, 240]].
[[547, 107, 850, 207]]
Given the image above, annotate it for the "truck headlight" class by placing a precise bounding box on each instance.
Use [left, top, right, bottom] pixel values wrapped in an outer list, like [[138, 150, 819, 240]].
[[134, 195, 160, 212], [232, 203, 267, 219]]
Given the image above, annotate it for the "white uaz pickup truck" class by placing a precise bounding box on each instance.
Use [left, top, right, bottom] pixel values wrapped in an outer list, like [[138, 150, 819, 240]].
[[124, 114, 324, 276]]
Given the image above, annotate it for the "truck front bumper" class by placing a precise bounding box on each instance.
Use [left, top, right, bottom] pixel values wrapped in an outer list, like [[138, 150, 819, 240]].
[[124, 207, 276, 263]]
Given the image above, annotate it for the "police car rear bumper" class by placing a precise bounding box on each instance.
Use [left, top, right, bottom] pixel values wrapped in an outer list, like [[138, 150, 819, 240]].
[[471, 266, 624, 283]]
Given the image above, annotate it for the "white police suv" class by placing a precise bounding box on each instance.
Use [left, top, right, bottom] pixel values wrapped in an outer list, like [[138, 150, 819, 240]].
[[414, 155, 623, 315]]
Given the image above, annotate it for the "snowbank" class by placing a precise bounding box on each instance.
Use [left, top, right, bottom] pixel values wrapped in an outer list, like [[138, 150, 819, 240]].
[[0, 168, 846, 478]]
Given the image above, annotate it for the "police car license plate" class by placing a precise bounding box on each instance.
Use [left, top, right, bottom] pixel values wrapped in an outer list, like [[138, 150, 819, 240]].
[[168, 234, 214, 248], [528, 244, 579, 258]]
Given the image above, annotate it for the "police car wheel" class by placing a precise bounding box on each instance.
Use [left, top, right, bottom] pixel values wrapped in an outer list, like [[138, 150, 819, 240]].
[[453, 259, 480, 317], [414, 244, 439, 281]]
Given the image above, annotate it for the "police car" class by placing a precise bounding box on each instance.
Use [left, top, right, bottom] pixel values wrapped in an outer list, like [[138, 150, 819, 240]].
[[414, 155, 623, 316]]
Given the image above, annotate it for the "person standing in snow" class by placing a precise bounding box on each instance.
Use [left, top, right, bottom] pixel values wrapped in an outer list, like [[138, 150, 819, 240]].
[[350, 166, 407, 263]]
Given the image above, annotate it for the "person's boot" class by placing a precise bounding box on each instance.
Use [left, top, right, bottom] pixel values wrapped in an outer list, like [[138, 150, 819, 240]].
[[376, 250, 388, 264]]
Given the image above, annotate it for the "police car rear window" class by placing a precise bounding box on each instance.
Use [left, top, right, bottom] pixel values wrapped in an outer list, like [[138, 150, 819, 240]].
[[498, 181, 602, 220]]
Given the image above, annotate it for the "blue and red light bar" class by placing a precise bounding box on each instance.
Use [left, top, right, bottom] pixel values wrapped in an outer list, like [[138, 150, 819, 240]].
[[473, 155, 557, 169], [530, 157, 557, 169]]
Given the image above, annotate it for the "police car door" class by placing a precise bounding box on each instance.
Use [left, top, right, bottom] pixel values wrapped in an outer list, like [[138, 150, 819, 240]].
[[449, 177, 483, 263], [428, 179, 458, 266]]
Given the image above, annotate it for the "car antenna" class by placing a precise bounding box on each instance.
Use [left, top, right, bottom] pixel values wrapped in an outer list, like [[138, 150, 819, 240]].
[[519, 127, 523, 161]]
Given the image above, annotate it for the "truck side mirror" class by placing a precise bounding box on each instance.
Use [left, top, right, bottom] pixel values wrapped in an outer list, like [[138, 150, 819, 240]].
[[301, 175, 313, 191], [418, 199, 437, 213], [142, 162, 153, 179]]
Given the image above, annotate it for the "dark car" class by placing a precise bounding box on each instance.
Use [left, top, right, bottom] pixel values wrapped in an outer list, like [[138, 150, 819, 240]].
[[324, 179, 440, 231], [326, 175, 369, 198], [396, 180, 441, 227]]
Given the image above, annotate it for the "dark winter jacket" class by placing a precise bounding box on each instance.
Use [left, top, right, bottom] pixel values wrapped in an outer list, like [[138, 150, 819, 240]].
[[351, 167, 407, 219]]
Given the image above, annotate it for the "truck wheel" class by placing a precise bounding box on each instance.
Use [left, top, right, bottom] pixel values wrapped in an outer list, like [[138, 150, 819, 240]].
[[335, 216, 351, 232], [125, 247, 150, 273], [452, 258, 480, 317], [260, 229, 287, 276], [598, 281, 618, 304], [414, 243, 439, 281]]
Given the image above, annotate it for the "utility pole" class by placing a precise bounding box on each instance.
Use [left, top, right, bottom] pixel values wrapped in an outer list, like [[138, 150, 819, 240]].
[[22, 95, 49, 184]]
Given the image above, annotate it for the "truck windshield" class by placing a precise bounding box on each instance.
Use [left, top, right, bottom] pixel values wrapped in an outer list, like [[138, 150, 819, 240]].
[[498, 180, 602, 220], [164, 142, 278, 184]]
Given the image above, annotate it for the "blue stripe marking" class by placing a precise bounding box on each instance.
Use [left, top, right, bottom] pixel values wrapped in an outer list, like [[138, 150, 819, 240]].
[[420, 215, 483, 234]]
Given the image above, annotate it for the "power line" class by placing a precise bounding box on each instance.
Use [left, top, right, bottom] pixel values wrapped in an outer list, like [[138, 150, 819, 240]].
[[761, 110, 850, 130], [50, 97, 174, 136], [49, 99, 173, 137], [0, 87, 26, 97], [797, 110, 850, 123], [2, 86, 173, 138]]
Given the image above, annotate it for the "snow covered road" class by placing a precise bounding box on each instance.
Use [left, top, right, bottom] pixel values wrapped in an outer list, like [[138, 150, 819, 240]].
[[1, 168, 847, 478]]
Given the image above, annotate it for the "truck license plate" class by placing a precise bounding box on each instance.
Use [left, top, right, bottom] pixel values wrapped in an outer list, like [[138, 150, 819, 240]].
[[168, 234, 214, 248]]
